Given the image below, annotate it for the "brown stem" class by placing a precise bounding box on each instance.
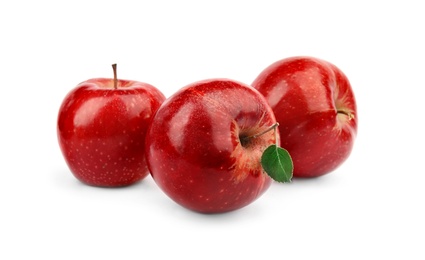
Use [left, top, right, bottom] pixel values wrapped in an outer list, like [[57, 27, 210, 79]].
[[112, 63, 118, 89], [337, 109, 354, 120], [274, 122, 279, 146], [240, 122, 279, 146]]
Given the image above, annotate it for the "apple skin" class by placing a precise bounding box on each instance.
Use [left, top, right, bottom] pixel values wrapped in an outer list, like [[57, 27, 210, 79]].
[[145, 79, 278, 213], [252, 56, 357, 178], [57, 78, 165, 187]]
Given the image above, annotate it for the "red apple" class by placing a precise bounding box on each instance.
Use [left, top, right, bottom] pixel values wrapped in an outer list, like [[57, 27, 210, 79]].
[[57, 64, 165, 187], [145, 79, 279, 213], [252, 56, 357, 178]]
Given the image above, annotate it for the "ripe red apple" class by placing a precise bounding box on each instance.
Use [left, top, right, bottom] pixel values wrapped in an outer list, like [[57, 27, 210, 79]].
[[145, 79, 280, 213], [57, 64, 165, 187], [252, 56, 357, 178]]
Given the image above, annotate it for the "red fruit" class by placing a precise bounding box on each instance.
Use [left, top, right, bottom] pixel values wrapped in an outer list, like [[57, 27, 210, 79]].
[[252, 56, 357, 178], [145, 79, 278, 213], [57, 65, 165, 187]]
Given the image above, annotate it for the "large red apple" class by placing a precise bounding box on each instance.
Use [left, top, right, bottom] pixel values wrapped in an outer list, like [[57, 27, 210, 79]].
[[252, 56, 357, 178], [57, 64, 165, 187], [145, 79, 280, 213]]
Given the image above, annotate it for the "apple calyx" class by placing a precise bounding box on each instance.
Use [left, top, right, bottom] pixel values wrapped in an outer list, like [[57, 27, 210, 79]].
[[242, 122, 293, 183], [112, 63, 118, 89]]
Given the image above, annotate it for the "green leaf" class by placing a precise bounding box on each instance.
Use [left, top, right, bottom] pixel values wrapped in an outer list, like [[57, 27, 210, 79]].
[[261, 145, 293, 183]]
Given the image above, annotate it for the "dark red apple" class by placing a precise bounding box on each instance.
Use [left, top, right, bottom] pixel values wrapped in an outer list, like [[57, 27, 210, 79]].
[[252, 56, 357, 178], [57, 64, 165, 187], [145, 79, 279, 213]]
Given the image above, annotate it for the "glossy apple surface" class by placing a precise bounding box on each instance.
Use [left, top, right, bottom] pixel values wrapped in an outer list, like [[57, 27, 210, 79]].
[[252, 56, 357, 178], [58, 77, 165, 187], [145, 79, 278, 213]]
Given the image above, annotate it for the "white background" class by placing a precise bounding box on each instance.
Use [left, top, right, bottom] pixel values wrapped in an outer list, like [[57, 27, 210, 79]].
[[1, 1, 424, 259]]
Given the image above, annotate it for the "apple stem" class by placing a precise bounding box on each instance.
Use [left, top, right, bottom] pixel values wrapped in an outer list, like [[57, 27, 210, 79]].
[[274, 122, 279, 146], [337, 109, 354, 120], [242, 122, 279, 142], [112, 63, 118, 89]]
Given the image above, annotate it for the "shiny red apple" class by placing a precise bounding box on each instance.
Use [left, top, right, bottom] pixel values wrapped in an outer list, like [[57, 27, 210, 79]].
[[57, 64, 165, 187], [252, 56, 357, 178], [145, 79, 279, 213]]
